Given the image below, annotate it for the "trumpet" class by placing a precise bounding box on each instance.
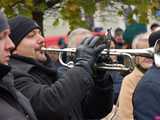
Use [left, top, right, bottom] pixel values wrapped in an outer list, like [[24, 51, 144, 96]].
[[41, 39, 160, 71]]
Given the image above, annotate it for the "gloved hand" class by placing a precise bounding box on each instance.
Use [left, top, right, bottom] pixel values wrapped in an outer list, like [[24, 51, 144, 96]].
[[94, 55, 113, 88], [96, 54, 113, 64], [75, 36, 106, 75]]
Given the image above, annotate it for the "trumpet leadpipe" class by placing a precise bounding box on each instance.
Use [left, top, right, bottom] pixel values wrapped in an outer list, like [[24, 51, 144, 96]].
[[41, 47, 154, 58], [41, 47, 76, 53]]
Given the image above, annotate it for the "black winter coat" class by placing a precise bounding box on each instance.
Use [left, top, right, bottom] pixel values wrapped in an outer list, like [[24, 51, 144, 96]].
[[0, 64, 37, 120], [10, 55, 113, 120]]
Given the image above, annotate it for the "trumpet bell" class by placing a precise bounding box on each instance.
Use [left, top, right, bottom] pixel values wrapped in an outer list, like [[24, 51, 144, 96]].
[[154, 39, 160, 67]]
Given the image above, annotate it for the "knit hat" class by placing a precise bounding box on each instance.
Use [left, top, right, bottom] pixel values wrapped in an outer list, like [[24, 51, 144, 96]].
[[9, 16, 40, 47], [0, 11, 9, 32], [148, 30, 160, 47]]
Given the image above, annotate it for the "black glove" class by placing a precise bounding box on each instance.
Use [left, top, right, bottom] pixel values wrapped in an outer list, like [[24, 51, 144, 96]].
[[94, 54, 113, 88], [96, 54, 113, 64], [75, 36, 106, 75]]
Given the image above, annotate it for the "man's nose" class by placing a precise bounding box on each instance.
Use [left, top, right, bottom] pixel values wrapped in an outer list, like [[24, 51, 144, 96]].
[[37, 34, 45, 44], [6, 37, 15, 51]]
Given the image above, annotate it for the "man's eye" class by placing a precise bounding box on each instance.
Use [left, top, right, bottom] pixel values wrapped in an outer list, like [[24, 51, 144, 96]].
[[38, 31, 42, 35], [27, 33, 35, 38]]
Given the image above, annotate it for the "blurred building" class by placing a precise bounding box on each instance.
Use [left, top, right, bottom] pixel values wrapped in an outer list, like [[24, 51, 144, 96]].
[[43, 2, 160, 36]]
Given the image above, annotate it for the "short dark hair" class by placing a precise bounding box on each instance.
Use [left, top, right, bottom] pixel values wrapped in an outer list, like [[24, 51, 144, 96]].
[[150, 23, 160, 31], [149, 30, 160, 47], [114, 28, 123, 35]]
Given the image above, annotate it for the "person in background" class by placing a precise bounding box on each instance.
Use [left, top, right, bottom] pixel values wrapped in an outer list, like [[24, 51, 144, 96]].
[[58, 37, 67, 49], [114, 27, 124, 49], [67, 28, 92, 48], [118, 32, 153, 120], [150, 23, 160, 32], [109, 40, 123, 104], [9, 16, 113, 120], [58, 37, 67, 63], [0, 11, 37, 120], [114, 28, 124, 64], [66, 28, 93, 65], [133, 30, 160, 120]]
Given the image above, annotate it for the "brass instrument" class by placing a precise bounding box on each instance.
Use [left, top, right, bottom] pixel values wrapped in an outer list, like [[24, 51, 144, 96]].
[[41, 39, 160, 71]]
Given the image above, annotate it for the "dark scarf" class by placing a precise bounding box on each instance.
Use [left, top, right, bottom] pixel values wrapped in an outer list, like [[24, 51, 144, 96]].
[[11, 54, 57, 77]]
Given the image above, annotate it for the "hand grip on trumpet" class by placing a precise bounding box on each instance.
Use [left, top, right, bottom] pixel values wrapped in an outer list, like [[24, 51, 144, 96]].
[[74, 36, 106, 74]]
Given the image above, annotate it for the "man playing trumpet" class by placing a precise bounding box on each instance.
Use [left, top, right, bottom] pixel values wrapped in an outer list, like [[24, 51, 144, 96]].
[[8, 16, 113, 120]]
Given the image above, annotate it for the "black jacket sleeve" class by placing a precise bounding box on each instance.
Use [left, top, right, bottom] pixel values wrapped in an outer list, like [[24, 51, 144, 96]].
[[13, 66, 94, 120], [82, 72, 113, 119], [58, 66, 113, 119]]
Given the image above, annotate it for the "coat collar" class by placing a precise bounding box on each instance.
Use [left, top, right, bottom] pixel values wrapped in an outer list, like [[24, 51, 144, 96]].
[[10, 54, 57, 76], [0, 64, 11, 80], [9, 55, 34, 73], [0, 64, 15, 92]]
